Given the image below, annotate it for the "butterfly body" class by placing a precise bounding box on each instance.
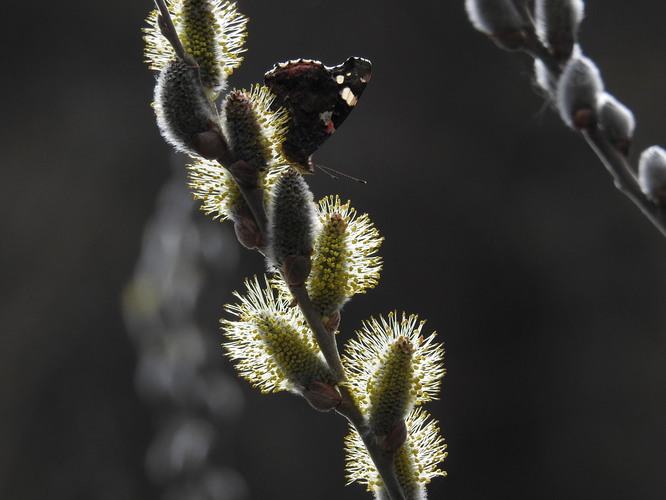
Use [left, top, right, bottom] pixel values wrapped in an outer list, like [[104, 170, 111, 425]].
[[264, 57, 372, 173]]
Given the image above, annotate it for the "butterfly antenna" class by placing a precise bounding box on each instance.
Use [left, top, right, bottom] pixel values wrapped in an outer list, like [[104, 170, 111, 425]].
[[314, 163, 367, 184]]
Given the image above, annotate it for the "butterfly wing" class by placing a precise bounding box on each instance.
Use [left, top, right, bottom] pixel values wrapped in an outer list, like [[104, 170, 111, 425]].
[[264, 57, 372, 173], [328, 57, 372, 130]]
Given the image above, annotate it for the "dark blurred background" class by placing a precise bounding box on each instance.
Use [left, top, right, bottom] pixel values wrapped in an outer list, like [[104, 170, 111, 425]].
[[2, 1, 666, 499]]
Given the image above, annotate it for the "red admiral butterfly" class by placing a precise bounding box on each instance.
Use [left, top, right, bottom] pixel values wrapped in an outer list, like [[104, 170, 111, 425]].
[[264, 57, 372, 174]]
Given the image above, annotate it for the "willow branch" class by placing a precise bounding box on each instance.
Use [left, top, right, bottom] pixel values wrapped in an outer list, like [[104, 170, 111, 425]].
[[517, 29, 666, 239]]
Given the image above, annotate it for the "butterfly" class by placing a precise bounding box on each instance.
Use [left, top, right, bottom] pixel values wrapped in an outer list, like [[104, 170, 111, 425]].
[[264, 57, 372, 174]]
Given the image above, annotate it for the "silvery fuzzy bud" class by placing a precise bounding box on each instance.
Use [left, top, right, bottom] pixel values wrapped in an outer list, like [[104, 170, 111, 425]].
[[638, 146, 666, 207], [597, 93, 635, 156], [223, 90, 276, 171], [266, 169, 318, 284], [465, 0, 531, 51], [556, 55, 603, 129], [534, 0, 585, 62], [154, 58, 227, 159]]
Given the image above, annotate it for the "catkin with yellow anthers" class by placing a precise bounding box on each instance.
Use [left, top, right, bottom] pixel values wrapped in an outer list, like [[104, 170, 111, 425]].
[[145, 0, 247, 97], [223, 276, 335, 394], [188, 157, 243, 220], [344, 408, 447, 497], [315, 196, 383, 298], [367, 336, 415, 437], [253, 313, 334, 392], [178, 0, 223, 91], [343, 313, 445, 419], [309, 213, 352, 319]]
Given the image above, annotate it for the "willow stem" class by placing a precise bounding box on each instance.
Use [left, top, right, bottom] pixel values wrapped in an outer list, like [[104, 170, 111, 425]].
[[582, 129, 666, 237], [336, 386, 407, 500], [289, 286, 345, 382]]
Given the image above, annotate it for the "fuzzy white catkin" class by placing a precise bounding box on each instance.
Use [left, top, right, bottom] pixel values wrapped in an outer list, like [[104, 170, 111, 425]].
[[465, 0, 527, 34], [556, 55, 604, 128], [638, 146, 666, 204], [597, 92, 635, 151], [534, 0, 585, 49]]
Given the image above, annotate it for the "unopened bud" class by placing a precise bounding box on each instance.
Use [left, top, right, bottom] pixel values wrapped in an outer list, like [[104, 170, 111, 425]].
[[324, 311, 341, 333], [381, 419, 408, 452], [556, 55, 603, 129], [233, 208, 264, 249], [597, 93, 635, 156], [465, 0, 530, 51], [228, 159, 259, 187], [267, 169, 317, 271], [223, 90, 276, 171], [638, 146, 666, 207], [283, 254, 312, 289], [303, 381, 342, 412], [154, 58, 227, 158], [534, 0, 585, 62]]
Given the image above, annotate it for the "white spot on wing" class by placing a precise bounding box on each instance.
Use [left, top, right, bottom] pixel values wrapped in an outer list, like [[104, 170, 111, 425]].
[[319, 110, 333, 124], [335, 75, 345, 84], [340, 87, 358, 106]]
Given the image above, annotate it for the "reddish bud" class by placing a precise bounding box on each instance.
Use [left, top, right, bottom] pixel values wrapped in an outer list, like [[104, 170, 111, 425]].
[[303, 381, 342, 412], [324, 311, 341, 333], [283, 254, 312, 288], [228, 159, 259, 188], [597, 93, 635, 156], [381, 419, 408, 452], [190, 128, 229, 160], [234, 212, 263, 249], [556, 55, 603, 130]]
